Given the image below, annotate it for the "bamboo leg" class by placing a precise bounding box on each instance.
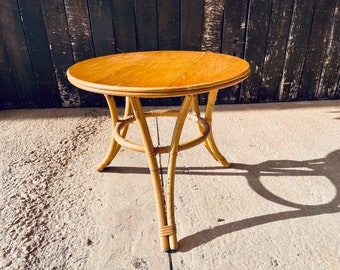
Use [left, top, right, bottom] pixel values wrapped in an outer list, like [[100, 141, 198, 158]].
[[96, 96, 132, 171], [129, 97, 169, 251], [193, 93, 230, 167], [166, 95, 194, 250]]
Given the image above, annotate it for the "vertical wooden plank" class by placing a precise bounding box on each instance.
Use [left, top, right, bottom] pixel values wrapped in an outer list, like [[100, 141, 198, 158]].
[[259, 0, 294, 102], [0, 23, 20, 109], [88, 0, 116, 56], [201, 0, 225, 52], [134, 0, 158, 51], [158, 0, 180, 50], [278, 0, 315, 101], [200, 0, 225, 104], [222, 0, 248, 57], [220, 0, 248, 104], [180, 0, 204, 51], [64, 0, 104, 107], [0, 0, 37, 108], [241, 0, 272, 103], [316, 0, 340, 99], [18, 0, 61, 108], [64, 0, 95, 61], [41, 0, 81, 108], [299, 0, 338, 100], [110, 0, 137, 52]]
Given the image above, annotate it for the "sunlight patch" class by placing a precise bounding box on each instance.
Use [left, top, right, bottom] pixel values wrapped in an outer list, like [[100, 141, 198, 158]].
[[259, 175, 336, 206]]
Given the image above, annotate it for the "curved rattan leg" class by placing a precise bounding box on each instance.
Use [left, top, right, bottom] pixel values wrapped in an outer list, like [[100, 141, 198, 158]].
[[129, 97, 169, 251], [192, 95, 215, 157], [204, 91, 230, 167], [96, 96, 132, 171], [166, 95, 194, 250], [193, 93, 230, 167]]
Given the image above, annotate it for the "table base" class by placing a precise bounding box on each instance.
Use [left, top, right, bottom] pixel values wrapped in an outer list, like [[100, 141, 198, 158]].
[[97, 90, 229, 251]]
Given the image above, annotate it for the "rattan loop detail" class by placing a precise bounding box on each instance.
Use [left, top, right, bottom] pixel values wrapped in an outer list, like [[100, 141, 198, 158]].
[[113, 109, 211, 154]]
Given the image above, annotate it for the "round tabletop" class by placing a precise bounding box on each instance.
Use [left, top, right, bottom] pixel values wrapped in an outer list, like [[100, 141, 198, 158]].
[[67, 51, 250, 98]]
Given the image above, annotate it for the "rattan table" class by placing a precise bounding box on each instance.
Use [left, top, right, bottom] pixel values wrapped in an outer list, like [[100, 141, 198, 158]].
[[67, 51, 250, 251]]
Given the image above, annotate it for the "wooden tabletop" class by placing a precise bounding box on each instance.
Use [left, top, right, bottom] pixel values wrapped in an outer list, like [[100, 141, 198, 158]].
[[67, 51, 250, 98]]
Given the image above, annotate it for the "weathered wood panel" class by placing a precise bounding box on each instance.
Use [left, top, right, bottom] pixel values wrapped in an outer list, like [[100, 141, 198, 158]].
[[220, 0, 248, 104], [0, 23, 19, 109], [18, 0, 61, 108], [181, 0, 204, 51], [299, 0, 338, 100], [316, 0, 340, 99], [260, 0, 294, 102], [0, 0, 339, 109], [278, 0, 315, 101], [41, 0, 81, 108], [222, 0, 248, 57], [241, 0, 272, 103], [158, 0, 180, 50], [201, 0, 225, 53], [134, 0, 158, 51], [110, 0, 137, 52], [0, 0, 37, 108], [88, 0, 116, 56], [64, 0, 104, 107]]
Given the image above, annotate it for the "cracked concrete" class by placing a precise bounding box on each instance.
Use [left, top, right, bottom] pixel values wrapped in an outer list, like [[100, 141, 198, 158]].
[[0, 100, 339, 269]]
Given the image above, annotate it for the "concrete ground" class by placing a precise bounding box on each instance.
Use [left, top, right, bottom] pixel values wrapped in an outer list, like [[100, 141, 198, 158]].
[[0, 100, 339, 270]]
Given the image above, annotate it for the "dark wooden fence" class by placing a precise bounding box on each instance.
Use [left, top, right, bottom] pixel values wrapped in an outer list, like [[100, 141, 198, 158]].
[[0, 0, 339, 109]]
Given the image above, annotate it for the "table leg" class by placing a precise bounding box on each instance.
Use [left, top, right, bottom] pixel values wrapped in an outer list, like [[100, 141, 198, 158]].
[[129, 97, 170, 251], [129, 95, 194, 251], [96, 95, 132, 171], [166, 95, 194, 250], [192, 92, 230, 167]]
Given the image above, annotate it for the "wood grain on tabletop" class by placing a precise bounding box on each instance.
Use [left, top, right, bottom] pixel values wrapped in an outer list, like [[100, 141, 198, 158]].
[[67, 51, 250, 96]]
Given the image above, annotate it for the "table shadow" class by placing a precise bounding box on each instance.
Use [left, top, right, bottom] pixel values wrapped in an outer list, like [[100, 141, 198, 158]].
[[178, 149, 340, 252], [103, 150, 340, 252]]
